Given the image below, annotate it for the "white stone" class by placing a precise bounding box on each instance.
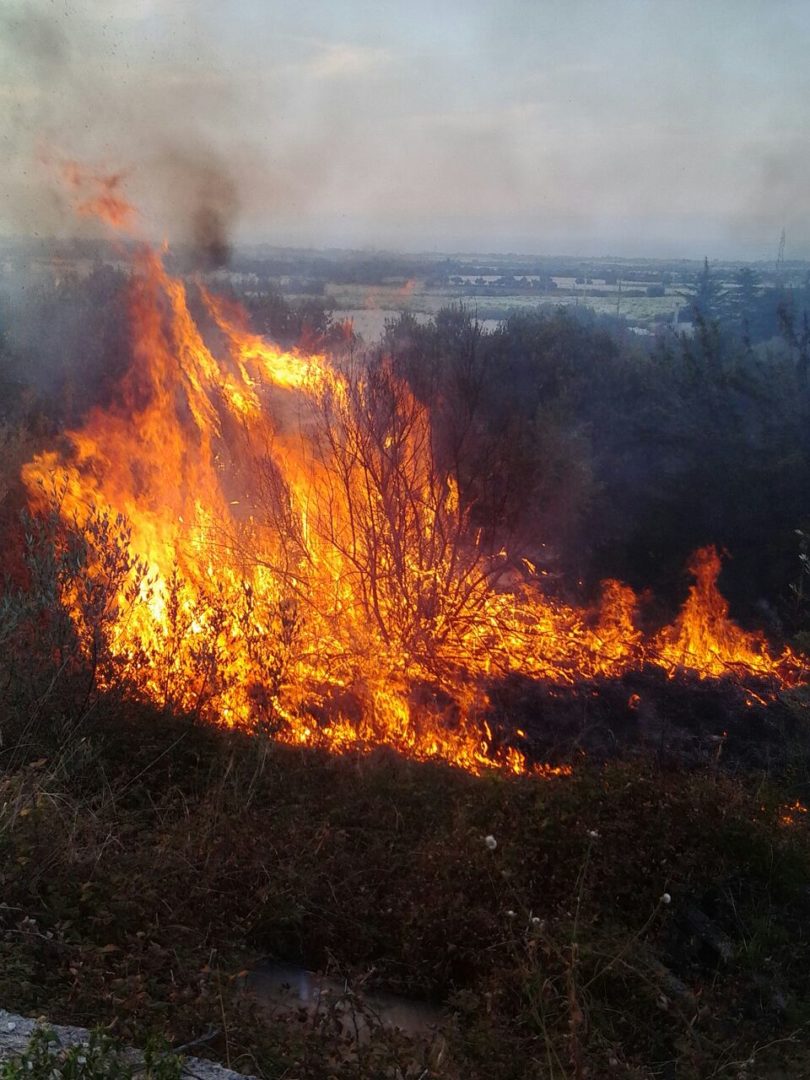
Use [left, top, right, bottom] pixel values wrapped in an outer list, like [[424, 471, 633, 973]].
[[0, 1009, 254, 1079]]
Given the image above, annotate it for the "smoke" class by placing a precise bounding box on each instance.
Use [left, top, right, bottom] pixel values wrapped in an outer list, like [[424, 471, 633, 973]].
[[192, 197, 234, 270], [0, 3, 243, 262], [4, 8, 69, 73], [0, 1, 379, 254], [153, 150, 239, 269]]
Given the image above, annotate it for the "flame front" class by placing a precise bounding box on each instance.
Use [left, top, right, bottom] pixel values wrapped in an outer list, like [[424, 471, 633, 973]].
[[20, 225, 805, 775]]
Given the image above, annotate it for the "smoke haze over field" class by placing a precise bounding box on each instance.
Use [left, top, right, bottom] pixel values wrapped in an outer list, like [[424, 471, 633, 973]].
[[1, 0, 810, 258]]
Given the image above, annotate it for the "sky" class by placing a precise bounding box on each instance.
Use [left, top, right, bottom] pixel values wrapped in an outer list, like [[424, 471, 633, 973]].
[[1, 0, 809, 259]]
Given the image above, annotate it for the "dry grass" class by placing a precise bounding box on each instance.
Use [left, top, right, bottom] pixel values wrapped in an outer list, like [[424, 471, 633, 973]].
[[1, 694, 810, 1077]]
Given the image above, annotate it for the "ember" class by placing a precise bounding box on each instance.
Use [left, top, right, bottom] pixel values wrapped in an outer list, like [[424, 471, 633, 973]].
[[779, 799, 808, 827]]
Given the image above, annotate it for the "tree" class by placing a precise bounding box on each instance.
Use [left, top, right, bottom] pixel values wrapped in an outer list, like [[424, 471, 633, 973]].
[[778, 296, 810, 388], [735, 266, 761, 309], [691, 257, 725, 321]]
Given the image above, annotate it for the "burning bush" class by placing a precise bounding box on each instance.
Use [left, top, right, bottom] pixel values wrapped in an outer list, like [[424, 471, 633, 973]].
[[0, 218, 799, 779]]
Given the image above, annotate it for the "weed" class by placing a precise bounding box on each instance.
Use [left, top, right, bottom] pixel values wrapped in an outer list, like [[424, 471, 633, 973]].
[[0, 1027, 182, 1080]]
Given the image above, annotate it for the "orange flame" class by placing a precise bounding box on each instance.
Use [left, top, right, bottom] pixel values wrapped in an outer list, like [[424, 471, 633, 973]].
[[61, 162, 136, 232], [655, 547, 787, 680], [18, 180, 807, 775]]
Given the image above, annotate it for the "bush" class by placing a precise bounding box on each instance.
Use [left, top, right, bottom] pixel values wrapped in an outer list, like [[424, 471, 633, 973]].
[[0, 1027, 182, 1080]]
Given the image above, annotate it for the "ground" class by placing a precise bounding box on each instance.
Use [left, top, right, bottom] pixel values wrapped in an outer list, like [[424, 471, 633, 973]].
[[2, 686, 810, 1078]]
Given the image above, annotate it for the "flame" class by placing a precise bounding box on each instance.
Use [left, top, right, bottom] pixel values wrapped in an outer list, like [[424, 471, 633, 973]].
[[655, 547, 788, 680], [18, 185, 806, 775], [61, 162, 136, 232]]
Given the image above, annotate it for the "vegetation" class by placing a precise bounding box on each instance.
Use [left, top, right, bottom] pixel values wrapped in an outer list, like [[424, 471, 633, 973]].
[[1, 694, 810, 1078], [0, 514, 809, 1077], [381, 303, 810, 625], [0, 1028, 182, 1080], [2, 250, 810, 1076], [6, 249, 809, 625]]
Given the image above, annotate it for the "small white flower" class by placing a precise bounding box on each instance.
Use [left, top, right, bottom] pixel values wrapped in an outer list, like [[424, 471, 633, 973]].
[[506, 909, 516, 918], [531, 916, 542, 926], [484, 835, 497, 850], [588, 830, 600, 840], [661, 892, 672, 905]]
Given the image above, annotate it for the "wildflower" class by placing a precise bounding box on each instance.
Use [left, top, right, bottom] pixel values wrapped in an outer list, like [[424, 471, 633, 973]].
[[661, 892, 672, 905], [484, 834, 497, 850], [587, 829, 599, 840], [506, 909, 516, 919], [531, 916, 541, 925]]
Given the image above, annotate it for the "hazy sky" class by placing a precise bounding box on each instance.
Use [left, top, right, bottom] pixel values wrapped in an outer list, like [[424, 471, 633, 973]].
[[2, 0, 809, 258]]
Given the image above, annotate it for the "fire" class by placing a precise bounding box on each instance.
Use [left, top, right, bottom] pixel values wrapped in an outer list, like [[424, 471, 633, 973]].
[[18, 181, 807, 776], [61, 162, 136, 232], [654, 547, 773, 677], [778, 799, 808, 827]]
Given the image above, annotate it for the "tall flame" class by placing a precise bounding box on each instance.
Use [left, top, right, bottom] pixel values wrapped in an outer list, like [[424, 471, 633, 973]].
[[19, 182, 805, 775]]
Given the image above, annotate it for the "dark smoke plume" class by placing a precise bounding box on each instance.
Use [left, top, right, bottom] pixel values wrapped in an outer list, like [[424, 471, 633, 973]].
[[171, 154, 239, 269]]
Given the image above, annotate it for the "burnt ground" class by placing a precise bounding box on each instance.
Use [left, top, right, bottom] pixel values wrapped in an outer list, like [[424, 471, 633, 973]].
[[483, 668, 810, 776]]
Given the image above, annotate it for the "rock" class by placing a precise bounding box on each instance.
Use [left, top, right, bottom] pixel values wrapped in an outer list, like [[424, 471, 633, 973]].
[[0, 1008, 254, 1079], [682, 906, 734, 964]]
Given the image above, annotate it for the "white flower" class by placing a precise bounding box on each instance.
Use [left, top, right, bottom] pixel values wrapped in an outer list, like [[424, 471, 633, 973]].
[[661, 892, 672, 905], [587, 830, 600, 840], [484, 835, 497, 850], [506, 909, 516, 918], [531, 916, 541, 925]]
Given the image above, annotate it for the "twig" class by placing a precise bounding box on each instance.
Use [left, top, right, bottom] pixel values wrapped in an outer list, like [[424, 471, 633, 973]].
[[172, 1026, 222, 1054]]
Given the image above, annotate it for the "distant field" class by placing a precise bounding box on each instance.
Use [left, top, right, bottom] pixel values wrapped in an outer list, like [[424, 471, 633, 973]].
[[199, 245, 807, 342], [334, 307, 501, 341], [318, 279, 686, 338]]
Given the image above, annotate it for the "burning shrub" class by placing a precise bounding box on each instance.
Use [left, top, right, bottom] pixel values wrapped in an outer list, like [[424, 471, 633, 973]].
[[0, 489, 151, 735], [1, 218, 801, 777]]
